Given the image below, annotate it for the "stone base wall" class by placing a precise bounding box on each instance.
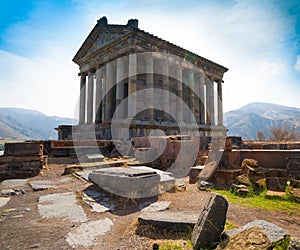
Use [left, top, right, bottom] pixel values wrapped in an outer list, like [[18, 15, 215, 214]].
[[0, 142, 47, 181], [56, 123, 227, 141]]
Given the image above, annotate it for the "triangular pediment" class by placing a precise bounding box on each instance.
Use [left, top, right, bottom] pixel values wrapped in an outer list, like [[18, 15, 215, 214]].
[[73, 25, 129, 63]]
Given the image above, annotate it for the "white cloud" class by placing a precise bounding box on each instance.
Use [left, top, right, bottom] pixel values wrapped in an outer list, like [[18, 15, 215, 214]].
[[295, 55, 300, 72], [0, 50, 78, 117], [1, 0, 299, 118]]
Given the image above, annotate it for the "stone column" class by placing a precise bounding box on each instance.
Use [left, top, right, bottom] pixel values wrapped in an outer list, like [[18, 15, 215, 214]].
[[128, 54, 137, 118], [116, 58, 125, 119], [217, 80, 223, 126], [199, 72, 205, 124], [194, 72, 201, 124], [187, 70, 195, 123], [146, 56, 154, 120], [162, 60, 169, 121], [206, 78, 215, 125], [95, 67, 104, 123], [87, 70, 95, 123], [105, 62, 114, 121], [176, 65, 183, 122], [79, 72, 87, 124]]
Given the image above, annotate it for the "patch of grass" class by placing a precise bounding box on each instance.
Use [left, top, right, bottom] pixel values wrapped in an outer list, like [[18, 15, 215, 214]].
[[159, 242, 182, 250], [212, 188, 300, 216], [225, 221, 238, 230], [272, 235, 291, 250]]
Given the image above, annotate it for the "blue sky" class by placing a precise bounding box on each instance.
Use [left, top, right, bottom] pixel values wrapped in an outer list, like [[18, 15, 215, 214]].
[[0, 0, 299, 117]]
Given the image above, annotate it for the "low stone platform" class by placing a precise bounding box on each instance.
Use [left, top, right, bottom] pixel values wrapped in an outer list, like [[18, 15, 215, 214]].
[[89, 167, 161, 198], [138, 211, 198, 229]]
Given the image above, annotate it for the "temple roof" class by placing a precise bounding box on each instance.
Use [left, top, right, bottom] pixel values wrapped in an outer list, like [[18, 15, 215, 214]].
[[73, 16, 228, 76]]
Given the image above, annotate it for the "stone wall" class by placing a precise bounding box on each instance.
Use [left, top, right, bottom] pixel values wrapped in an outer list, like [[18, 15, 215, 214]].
[[0, 142, 46, 181]]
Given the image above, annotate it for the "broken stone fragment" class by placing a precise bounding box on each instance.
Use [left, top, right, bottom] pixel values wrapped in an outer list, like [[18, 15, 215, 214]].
[[266, 177, 287, 192], [217, 226, 271, 250], [225, 220, 289, 247], [191, 193, 228, 250], [198, 180, 214, 190], [235, 174, 251, 185]]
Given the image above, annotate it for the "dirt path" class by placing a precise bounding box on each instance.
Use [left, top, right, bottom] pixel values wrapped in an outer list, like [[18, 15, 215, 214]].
[[0, 164, 299, 249]]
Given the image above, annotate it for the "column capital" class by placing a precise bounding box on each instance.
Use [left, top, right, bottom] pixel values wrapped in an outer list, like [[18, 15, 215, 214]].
[[78, 72, 88, 77]]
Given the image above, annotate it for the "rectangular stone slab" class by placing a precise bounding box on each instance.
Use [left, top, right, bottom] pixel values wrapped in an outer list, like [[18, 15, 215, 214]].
[[138, 211, 198, 229], [89, 167, 160, 198]]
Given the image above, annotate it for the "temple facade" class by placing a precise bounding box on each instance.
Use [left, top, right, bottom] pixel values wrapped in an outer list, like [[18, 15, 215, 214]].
[[57, 17, 228, 140]]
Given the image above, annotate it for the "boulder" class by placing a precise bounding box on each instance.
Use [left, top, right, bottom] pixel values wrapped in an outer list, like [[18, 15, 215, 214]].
[[191, 193, 228, 249], [266, 177, 287, 192], [217, 226, 271, 250], [225, 220, 289, 247]]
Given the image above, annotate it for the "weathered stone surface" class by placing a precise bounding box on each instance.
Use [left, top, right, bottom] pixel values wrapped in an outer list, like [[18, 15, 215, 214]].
[[138, 211, 198, 229], [130, 166, 175, 193], [231, 184, 249, 196], [0, 197, 10, 207], [89, 167, 161, 198], [189, 165, 205, 184], [29, 180, 56, 191], [65, 218, 113, 248], [217, 226, 271, 250], [290, 179, 300, 188], [266, 190, 286, 198], [289, 187, 300, 200], [0, 189, 25, 196], [29, 177, 72, 191], [288, 238, 300, 250], [286, 157, 300, 170], [191, 193, 229, 250], [198, 180, 214, 190], [235, 174, 251, 185], [38, 192, 87, 222], [1, 179, 28, 188], [140, 201, 171, 212], [266, 177, 287, 192], [4, 142, 43, 156], [226, 220, 289, 245], [197, 160, 217, 182], [89, 203, 110, 213]]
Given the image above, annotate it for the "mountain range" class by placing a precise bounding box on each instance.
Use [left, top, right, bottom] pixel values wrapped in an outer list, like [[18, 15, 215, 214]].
[[0, 108, 74, 140], [0, 102, 299, 140], [224, 102, 300, 140]]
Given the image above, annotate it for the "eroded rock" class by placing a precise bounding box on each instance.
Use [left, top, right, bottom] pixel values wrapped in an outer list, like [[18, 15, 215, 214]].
[[191, 193, 228, 249]]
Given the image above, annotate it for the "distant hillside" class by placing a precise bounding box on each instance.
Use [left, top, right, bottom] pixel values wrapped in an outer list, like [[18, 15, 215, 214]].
[[224, 102, 300, 140], [0, 108, 75, 140]]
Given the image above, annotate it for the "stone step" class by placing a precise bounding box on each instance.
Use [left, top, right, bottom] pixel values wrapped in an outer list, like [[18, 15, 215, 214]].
[[138, 211, 198, 230], [63, 160, 127, 175]]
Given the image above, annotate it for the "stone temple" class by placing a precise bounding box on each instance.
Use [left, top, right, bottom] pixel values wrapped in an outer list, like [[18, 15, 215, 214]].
[[57, 17, 228, 140]]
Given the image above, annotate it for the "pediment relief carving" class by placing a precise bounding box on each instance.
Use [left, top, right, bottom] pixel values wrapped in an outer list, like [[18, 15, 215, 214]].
[[86, 31, 125, 55]]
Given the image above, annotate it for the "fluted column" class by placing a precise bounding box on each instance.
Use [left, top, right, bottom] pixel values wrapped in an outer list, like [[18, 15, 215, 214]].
[[206, 78, 215, 125], [105, 62, 114, 121], [87, 70, 95, 123], [217, 80, 223, 126], [79, 72, 87, 124], [162, 60, 169, 121], [128, 54, 137, 118], [116, 58, 125, 119], [187, 70, 195, 123], [95, 67, 104, 123], [199, 72, 205, 124], [176, 65, 183, 122], [146, 56, 154, 120]]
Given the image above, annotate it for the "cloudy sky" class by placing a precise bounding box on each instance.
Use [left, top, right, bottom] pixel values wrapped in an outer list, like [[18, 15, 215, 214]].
[[0, 0, 299, 118]]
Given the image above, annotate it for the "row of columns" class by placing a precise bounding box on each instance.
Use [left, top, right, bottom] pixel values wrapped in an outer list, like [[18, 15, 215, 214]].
[[78, 55, 224, 126]]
